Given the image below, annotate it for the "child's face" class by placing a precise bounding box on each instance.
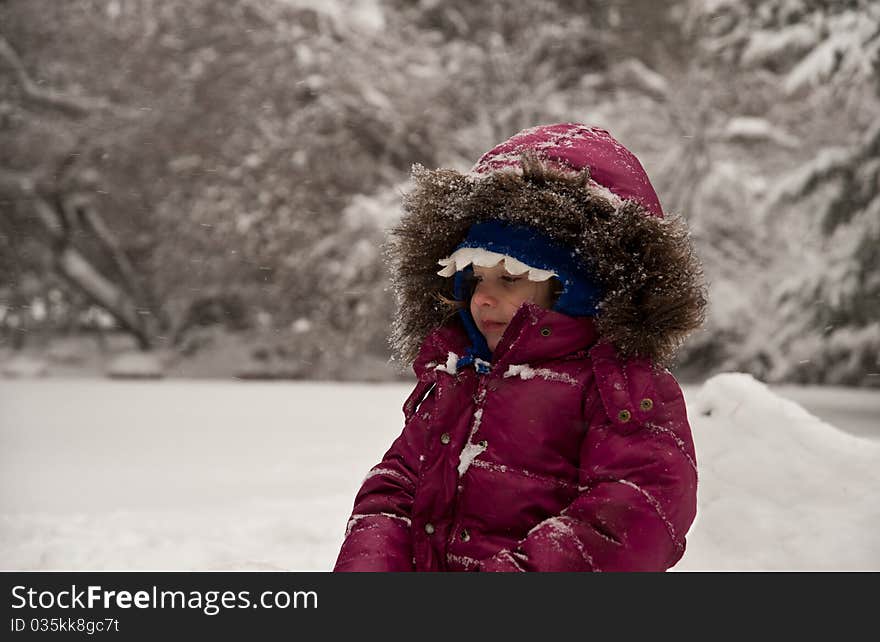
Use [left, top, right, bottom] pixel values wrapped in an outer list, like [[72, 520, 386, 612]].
[[469, 262, 555, 352]]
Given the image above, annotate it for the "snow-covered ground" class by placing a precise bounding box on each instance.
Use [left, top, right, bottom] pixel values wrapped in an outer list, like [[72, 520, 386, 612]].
[[0, 375, 877, 571]]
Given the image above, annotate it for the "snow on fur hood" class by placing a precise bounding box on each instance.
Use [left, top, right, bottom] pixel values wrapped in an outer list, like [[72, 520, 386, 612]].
[[385, 123, 708, 368]]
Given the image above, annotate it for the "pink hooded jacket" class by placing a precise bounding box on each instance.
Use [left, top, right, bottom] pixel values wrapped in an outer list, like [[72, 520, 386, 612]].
[[334, 124, 707, 571]]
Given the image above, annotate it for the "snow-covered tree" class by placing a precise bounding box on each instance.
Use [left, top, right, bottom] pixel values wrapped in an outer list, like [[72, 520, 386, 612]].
[[680, 0, 880, 385]]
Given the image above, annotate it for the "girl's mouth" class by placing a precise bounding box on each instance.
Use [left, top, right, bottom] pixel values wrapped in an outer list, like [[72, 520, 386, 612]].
[[481, 320, 506, 331]]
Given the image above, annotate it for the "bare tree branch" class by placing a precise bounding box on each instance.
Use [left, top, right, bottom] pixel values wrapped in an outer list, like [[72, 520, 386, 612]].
[[55, 245, 153, 349], [0, 35, 142, 119], [0, 172, 157, 349], [70, 195, 171, 332]]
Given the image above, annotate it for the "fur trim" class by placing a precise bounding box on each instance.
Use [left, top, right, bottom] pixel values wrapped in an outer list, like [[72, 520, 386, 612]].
[[385, 156, 708, 368]]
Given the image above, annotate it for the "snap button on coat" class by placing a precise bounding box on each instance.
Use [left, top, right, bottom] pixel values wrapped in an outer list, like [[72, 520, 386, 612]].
[[640, 398, 654, 411], [617, 409, 632, 423], [424, 523, 435, 535], [440, 432, 451, 445], [540, 327, 552, 336]]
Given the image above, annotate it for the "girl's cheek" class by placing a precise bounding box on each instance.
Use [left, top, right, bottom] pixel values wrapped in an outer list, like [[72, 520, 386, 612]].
[[525, 283, 541, 301]]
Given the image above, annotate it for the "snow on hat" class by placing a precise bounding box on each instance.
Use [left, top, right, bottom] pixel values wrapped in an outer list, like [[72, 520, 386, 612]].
[[470, 123, 665, 217]]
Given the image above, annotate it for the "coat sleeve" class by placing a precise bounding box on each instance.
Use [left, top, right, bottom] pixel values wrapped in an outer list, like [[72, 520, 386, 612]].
[[479, 354, 698, 572], [333, 379, 435, 572]]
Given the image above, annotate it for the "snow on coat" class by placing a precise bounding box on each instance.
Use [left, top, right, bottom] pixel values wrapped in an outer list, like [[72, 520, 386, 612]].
[[333, 303, 698, 572]]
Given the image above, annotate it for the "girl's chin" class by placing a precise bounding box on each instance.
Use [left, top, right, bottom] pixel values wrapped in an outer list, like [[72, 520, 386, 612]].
[[479, 324, 507, 352]]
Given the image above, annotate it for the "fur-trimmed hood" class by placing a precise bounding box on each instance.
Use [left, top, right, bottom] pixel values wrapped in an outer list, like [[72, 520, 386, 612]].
[[384, 124, 708, 368]]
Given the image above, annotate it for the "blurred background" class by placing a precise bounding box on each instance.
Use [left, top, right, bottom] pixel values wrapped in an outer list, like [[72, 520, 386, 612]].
[[1, 0, 878, 386]]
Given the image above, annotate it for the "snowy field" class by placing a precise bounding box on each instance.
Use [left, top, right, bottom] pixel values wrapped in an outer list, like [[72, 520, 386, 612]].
[[1, 375, 878, 571]]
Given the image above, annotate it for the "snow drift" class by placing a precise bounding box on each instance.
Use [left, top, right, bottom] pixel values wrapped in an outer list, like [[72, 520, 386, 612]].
[[0, 375, 877, 570]]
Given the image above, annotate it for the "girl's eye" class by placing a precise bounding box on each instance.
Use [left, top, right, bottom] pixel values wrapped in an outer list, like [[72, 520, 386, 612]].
[[462, 274, 481, 292], [501, 276, 521, 283]]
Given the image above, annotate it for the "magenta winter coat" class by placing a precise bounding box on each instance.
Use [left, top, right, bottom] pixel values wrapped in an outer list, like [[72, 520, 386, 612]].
[[333, 302, 698, 572], [334, 123, 706, 571]]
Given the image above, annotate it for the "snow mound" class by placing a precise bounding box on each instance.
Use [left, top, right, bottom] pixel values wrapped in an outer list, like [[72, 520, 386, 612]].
[[1, 354, 49, 378], [47, 338, 91, 365], [692, 371, 816, 422], [678, 372, 880, 571], [106, 351, 165, 379]]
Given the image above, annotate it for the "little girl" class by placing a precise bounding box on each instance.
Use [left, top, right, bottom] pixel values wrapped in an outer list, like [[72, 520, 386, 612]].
[[333, 123, 707, 572]]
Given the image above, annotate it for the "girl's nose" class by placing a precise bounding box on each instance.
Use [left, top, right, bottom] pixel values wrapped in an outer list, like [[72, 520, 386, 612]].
[[471, 286, 496, 307]]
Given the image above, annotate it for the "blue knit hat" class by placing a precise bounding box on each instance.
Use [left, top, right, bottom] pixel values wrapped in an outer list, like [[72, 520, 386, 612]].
[[438, 220, 604, 366]]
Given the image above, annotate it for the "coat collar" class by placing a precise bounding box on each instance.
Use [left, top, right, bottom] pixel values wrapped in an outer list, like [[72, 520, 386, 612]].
[[414, 303, 599, 379]]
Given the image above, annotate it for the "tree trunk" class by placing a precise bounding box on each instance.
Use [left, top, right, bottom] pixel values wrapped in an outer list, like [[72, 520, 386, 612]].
[[31, 191, 158, 350]]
